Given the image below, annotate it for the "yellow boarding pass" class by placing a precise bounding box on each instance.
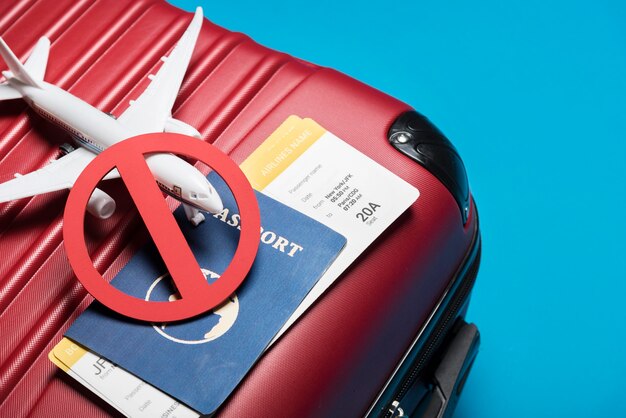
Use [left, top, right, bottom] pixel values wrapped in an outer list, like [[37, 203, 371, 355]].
[[50, 338, 199, 418], [241, 116, 420, 342]]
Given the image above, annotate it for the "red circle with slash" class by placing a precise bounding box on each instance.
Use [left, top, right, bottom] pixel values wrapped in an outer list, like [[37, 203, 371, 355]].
[[63, 133, 260, 322]]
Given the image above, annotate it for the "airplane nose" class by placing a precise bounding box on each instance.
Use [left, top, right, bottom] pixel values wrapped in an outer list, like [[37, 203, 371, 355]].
[[200, 182, 223, 214]]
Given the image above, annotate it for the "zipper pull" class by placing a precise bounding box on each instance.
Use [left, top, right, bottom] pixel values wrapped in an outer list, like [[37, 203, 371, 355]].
[[388, 400, 408, 417]]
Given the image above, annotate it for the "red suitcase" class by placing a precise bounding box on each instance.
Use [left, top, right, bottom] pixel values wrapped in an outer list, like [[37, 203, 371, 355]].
[[0, 1, 481, 417]]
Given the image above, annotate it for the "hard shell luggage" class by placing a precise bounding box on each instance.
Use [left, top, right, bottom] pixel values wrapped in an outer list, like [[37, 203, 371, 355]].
[[0, 1, 481, 417]]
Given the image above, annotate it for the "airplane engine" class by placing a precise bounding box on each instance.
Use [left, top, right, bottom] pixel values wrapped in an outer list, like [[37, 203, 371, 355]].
[[86, 188, 116, 219], [164, 117, 201, 139]]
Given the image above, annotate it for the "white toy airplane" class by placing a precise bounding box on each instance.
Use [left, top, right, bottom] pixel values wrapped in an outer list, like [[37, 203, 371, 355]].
[[0, 7, 222, 226]]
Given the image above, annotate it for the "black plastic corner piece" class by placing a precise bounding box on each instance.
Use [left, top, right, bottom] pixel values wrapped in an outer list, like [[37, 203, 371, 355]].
[[388, 111, 470, 224], [415, 321, 480, 418]]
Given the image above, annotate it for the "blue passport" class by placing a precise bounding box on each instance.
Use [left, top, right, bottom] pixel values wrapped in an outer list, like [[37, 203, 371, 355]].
[[66, 172, 346, 415]]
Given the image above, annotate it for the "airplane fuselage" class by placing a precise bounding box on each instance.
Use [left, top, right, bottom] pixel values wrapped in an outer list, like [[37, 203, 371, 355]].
[[23, 83, 128, 152], [11, 80, 221, 214]]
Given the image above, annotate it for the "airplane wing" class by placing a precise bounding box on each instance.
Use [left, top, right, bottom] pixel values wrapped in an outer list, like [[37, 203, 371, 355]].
[[117, 7, 203, 135], [0, 147, 117, 202]]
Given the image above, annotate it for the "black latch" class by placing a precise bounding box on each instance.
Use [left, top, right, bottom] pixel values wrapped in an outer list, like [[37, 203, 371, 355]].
[[420, 322, 479, 418], [388, 111, 470, 224], [393, 321, 480, 418]]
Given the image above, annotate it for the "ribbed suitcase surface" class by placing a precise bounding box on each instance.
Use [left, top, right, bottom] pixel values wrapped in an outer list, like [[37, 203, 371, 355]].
[[0, 1, 478, 416]]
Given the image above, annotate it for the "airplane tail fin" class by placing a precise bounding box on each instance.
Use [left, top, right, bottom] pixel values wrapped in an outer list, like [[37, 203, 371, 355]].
[[0, 36, 48, 89], [0, 83, 22, 100], [23, 37, 50, 81]]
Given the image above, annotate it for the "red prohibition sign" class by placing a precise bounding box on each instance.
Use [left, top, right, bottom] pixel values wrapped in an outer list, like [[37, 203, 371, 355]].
[[63, 133, 260, 322]]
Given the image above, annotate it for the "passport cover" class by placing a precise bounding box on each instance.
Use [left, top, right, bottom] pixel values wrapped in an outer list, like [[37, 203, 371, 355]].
[[65, 172, 346, 414]]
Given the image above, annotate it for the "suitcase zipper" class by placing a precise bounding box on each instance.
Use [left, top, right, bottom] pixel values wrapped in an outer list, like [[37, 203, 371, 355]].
[[383, 237, 481, 418]]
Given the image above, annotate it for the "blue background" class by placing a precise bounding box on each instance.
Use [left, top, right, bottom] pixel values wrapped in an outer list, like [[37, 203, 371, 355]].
[[171, 1, 626, 416]]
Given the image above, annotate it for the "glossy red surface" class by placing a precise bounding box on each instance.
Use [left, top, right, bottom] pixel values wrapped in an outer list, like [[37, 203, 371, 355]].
[[0, 1, 477, 417]]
